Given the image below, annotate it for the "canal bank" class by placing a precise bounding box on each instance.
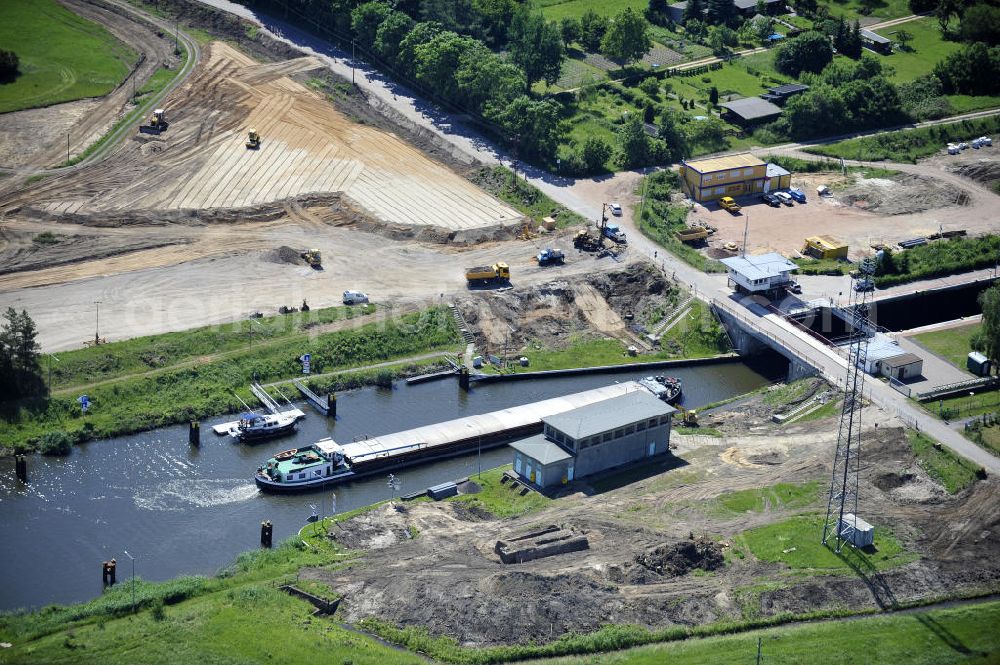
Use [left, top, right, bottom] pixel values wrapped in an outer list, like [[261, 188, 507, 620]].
[[0, 359, 783, 611]]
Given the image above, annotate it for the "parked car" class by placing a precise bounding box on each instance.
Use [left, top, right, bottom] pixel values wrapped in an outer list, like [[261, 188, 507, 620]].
[[774, 191, 793, 206], [972, 138, 983, 149], [959, 142, 969, 150], [609, 202, 622, 216], [760, 192, 780, 207], [789, 188, 807, 203], [980, 136, 993, 146], [787, 281, 802, 294], [719, 196, 741, 213], [947, 143, 960, 155], [343, 290, 369, 305], [854, 279, 874, 292]]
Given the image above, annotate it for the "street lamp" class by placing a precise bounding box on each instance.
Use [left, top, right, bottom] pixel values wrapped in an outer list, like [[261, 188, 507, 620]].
[[47, 353, 60, 390], [122, 549, 136, 613]]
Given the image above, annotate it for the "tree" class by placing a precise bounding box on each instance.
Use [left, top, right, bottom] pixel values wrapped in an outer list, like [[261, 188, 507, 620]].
[[934, 42, 1000, 95], [617, 115, 651, 168], [684, 0, 705, 25], [487, 95, 561, 162], [374, 11, 414, 63], [706, 0, 737, 26], [474, 0, 518, 47], [560, 17, 582, 45], [581, 136, 612, 171], [639, 76, 660, 97], [414, 31, 481, 102], [707, 24, 737, 54], [508, 11, 565, 85], [457, 49, 526, 110], [601, 8, 652, 65], [895, 28, 914, 51], [774, 30, 834, 77], [0, 307, 42, 400], [658, 109, 690, 162], [937, 0, 961, 32], [685, 18, 708, 41], [351, 2, 393, 49], [708, 85, 719, 105], [397, 21, 443, 76], [960, 4, 1000, 46], [908, 0, 936, 13], [0, 50, 18, 82], [580, 10, 609, 51], [978, 285, 1000, 364], [684, 115, 726, 150], [749, 14, 775, 41]]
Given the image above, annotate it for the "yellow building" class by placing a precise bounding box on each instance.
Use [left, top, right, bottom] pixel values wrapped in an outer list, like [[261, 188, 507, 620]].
[[679, 153, 769, 202], [766, 163, 791, 191], [803, 236, 848, 260]]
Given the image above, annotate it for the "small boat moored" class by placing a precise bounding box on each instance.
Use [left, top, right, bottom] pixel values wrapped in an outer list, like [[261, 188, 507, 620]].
[[229, 411, 298, 442], [254, 439, 355, 492], [638, 375, 682, 404]]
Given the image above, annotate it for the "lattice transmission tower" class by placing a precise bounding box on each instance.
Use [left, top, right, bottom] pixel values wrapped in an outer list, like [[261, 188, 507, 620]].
[[822, 258, 878, 553]]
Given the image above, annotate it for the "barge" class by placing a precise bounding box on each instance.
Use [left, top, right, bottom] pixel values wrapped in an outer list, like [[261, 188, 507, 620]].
[[254, 380, 647, 493]]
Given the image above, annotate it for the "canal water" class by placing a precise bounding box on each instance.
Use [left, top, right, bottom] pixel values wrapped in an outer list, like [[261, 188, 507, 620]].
[[0, 359, 782, 611]]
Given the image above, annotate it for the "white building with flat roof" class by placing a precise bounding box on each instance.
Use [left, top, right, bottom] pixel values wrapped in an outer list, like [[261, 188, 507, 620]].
[[720, 253, 798, 296]]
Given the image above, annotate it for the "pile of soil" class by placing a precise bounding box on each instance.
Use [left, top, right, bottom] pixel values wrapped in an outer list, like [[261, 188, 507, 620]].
[[457, 480, 482, 494], [635, 537, 725, 578], [948, 159, 1000, 191], [263, 246, 303, 265], [839, 173, 970, 215]]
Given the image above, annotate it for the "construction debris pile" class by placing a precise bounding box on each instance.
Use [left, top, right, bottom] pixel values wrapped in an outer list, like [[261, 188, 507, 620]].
[[634, 536, 725, 578]]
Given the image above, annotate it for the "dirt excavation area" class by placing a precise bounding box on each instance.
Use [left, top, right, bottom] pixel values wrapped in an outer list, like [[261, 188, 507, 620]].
[[4, 42, 520, 231], [696, 156, 999, 260], [303, 404, 1000, 647]]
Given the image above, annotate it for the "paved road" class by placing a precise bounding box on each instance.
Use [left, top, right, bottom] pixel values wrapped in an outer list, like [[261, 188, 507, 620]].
[[192, 0, 1000, 472]]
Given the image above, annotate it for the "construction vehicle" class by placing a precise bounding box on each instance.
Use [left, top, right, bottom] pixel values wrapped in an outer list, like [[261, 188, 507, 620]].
[[536, 248, 565, 265], [140, 108, 166, 134], [246, 128, 261, 149], [674, 405, 698, 426], [300, 248, 322, 269], [675, 227, 709, 244], [573, 228, 603, 252], [465, 262, 510, 287], [719, 196, 741, 214]]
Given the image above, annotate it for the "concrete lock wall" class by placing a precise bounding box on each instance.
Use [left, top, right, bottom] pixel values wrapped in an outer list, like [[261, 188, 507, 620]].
[[573, 422, 670, 479]]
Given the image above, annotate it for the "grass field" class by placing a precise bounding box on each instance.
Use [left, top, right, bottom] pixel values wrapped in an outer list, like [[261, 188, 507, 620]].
[[1, 306, 460, 451], [447, 465, 552, 518], [925, 389, 1000, 422], [0, 0, 138, 113], [715, 481, 822, 514], [735, 514, 916, 572], [911, 322, 982, 370], [875, 18, 960, 84], [907, 430, 981, 493], [806, 115, 1000, 163], [817, 0, 913, 21], [533, 0, 647, 20]]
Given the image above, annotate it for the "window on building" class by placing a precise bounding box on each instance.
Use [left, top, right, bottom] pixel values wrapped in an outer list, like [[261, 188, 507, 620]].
[[659, 416, 670, 425], [603, 431, 612, 443], [743, 167, 753, 176], [648, 418, 658, 428], [703, 173, 713, 182], [615, 428, 624, 438], [730, 169, 741, 178], [624, 425, 635, 435], [637, 420, 647, 431], [715, 187, 725, 195]]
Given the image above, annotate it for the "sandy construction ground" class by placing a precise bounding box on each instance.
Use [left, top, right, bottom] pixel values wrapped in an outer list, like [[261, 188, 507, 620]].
[[5, 42, 520, 231]]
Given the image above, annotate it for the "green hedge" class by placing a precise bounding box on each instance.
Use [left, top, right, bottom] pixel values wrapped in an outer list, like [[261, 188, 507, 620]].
[[875, 235, 1000, 287]]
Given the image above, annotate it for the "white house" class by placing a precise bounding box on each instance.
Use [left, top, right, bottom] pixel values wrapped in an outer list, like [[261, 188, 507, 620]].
[[720, 252, 798, 296]]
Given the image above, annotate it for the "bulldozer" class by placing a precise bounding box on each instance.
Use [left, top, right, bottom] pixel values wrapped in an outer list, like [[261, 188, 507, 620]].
[[246, 128, 261, 149], [300, 248, 322, 269], [140, 108, 166, 134]]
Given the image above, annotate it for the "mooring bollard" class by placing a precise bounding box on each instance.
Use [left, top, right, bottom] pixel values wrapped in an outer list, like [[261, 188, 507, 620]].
[[15, 455, 27, 483], [459, 366, 470, 391], [189, 420, 200, 446], [327, 392, 337, 418], [260, 520, 273, 548]]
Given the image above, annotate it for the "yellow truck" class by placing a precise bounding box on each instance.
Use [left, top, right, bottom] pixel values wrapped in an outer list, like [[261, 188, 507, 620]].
[[719, 196, 741, 214], [465, 262, 510, 287]]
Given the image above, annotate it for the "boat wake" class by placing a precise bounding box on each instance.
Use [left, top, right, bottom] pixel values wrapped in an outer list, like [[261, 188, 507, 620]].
[[135, 479, 259, 511]]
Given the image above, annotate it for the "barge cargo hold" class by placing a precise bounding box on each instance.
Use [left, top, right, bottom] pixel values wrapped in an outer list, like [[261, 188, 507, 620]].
[[254, 381, 647, 493]]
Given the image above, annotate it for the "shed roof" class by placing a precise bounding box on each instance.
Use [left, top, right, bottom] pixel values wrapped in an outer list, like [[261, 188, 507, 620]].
[[864, 334, 905, 363], [881, 352, 922, 368], [768, 83, 809, 96], [860, 28, 891, 44], [510, 434, 573, 465], [969, 351, 989, 363], [734, 0, 782, 8], [719, 97, 783, 121], [805, 235, 846, 250], [720, 252, 797, 280], [543, 390, 675, 440], [766, 163, 790, 178], [841, 513, 873, 531], [670, 1, 687, 7], [682, 152, 765, 174]]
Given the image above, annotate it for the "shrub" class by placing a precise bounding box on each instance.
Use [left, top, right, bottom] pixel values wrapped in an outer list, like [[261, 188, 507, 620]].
[[39, 431, 73, 456], [0, 49, 18, 82]]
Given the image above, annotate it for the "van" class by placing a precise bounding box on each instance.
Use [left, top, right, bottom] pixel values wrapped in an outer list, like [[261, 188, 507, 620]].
[[343, 290, 369, 305]]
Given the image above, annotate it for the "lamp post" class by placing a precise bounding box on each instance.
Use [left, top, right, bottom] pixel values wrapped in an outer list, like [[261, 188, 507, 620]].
[[47, 353, 60, 390], [122, 549, 136, 613], [94, 300, 102, 345]]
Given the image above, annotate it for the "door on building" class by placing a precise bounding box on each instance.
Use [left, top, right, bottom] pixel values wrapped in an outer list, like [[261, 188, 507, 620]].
[[567, 465, 574, 481], [648, 441, 656, 456], [525, 461, 533, 482], [514, 455, 522, 475], [763, 179, 770, 193], [536, 468, 543, 486], [898, 368, 905, 380]]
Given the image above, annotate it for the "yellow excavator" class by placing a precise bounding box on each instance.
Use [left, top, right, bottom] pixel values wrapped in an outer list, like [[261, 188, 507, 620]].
[[246, 128, 261, 149], [300, 248, 321, 269]]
